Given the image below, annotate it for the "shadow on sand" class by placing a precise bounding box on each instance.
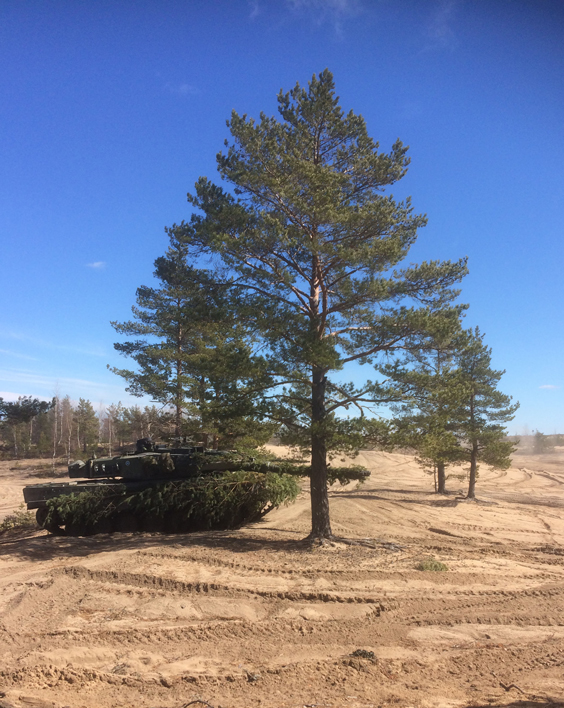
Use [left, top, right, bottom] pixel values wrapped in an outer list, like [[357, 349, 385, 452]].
[[154, 699, 563, 708], [331, 487, 461, 507], [461, 702, 563, 708], [0, 526, 313, 562]]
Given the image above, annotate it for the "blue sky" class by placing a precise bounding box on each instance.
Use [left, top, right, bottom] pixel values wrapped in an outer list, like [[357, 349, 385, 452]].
[[1, 0, 562, 434]]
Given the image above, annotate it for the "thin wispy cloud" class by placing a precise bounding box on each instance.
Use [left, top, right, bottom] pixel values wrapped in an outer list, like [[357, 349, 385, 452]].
[[539, 384, 559, 390], [87, 261, 106, 269], [2, 330, 26, 341], [0, 370, 149, 408], [165, 82, 199, 96], [0, 368, 100, 388], [0, 329, 106, 358], [422, 0, 461, 52], [248, 0, 260, 19], [0, 349, 38, 362], [0, 369, 126, 398], [288, 0, 360, 13], [285, 0, 362, 34]]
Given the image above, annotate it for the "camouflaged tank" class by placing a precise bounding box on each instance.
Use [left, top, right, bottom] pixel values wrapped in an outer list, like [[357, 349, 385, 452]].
[[23, 438, 301, 536]]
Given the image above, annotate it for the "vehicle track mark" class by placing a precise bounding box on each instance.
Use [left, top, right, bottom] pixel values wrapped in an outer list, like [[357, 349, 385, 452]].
[[58, 566, 385, 606]]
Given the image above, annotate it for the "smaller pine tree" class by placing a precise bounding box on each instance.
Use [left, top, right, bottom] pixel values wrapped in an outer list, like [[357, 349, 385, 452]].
[[384, 327, 518, 499], [382, 327, 466, 494], [74, 399, 99, 455], [533, 430, 554, 455], [452, 328, 519, 499]]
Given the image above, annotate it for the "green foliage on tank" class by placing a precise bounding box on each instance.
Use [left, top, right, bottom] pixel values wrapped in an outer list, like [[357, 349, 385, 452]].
[[45, 470, 300, 536]]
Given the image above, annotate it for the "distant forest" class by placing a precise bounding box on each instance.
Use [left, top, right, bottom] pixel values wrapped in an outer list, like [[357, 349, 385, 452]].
[[0, 396, 186, 461]]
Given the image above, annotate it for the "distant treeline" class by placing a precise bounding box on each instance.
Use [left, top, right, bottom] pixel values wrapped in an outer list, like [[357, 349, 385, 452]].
[[509, 432, 564, 454], [0, 396, 183, 461], [1, 394, 562, 464]]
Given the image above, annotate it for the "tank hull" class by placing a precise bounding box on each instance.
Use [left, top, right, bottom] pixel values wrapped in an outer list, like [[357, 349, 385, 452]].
[[23, 479, 162, 509]]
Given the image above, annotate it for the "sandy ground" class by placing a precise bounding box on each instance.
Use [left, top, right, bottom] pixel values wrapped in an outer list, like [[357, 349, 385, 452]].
[[1, 448, 564, 708]]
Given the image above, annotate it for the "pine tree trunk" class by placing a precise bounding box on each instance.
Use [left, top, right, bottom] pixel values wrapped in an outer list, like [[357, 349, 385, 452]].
[[108, 417, 113, 458], [53, 399, 59, 463], [175, 400, 182, 438], [467, 443, 478, 498], [308, 244, 332, 540], [310, 366, 332, 538], [467, 391, 478, 499], [175, 341, 183, 437], [437, 462, 446, 494]]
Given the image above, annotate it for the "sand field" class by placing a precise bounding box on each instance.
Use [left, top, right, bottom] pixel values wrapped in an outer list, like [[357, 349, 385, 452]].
[[1, 448, 564, 708]]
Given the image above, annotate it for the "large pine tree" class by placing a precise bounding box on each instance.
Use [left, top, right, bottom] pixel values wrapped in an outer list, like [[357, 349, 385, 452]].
[[174, 70, 467, 539]]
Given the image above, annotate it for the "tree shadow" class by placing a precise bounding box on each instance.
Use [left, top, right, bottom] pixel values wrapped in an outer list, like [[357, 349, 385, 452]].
[[484, 491, 564, 509], [331, 488, 460, 507], [344, 487, 432, 495], [0, 526, 313, 562], [461, 701, 563, 708]]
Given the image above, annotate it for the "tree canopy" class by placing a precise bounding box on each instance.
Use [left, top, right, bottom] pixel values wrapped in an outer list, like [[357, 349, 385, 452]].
[[111, 231, 275, 448], [0, 396, 52, 425], [0, 396, 53, 458]]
